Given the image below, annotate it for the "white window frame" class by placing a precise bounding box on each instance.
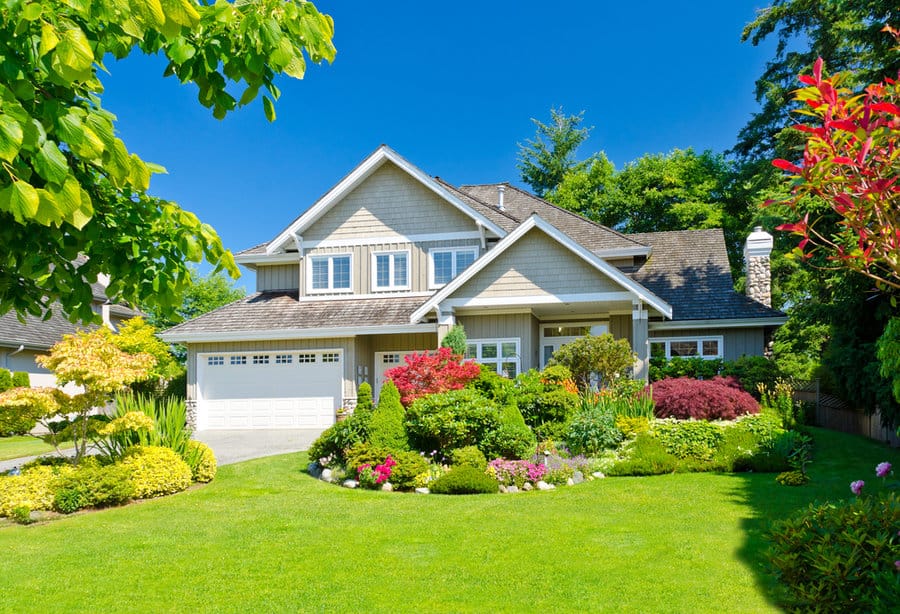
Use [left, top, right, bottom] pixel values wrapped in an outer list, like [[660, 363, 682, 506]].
[[428, 247, 478, 289], [465, 338, 520, 378], [539, 322, 609, 368], [371, 250, 411, 291], [307, 253, 353, 294], [649, 336, 724, 360]]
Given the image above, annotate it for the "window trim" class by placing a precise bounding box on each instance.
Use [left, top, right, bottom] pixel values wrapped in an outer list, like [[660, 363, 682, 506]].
[[371, 249, 411, 291], [465, 338, 520, 378], [649, 336, 724, 360], [306, 253, 353, 294], [428, 247, 478, 289]]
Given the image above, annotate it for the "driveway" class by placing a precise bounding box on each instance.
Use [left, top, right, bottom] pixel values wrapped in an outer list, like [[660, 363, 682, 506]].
[[192, 429, 322, 466]]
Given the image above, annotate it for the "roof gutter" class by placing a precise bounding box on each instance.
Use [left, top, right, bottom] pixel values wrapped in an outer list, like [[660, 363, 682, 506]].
[[649, 316, 788, 331]]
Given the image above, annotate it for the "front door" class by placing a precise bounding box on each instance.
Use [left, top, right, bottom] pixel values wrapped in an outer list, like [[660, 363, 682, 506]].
[[373, 350, 415, 400], [539, 323, 609, 368]]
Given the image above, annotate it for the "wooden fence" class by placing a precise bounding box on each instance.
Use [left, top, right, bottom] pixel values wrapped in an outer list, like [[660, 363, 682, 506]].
[[794, 380, 900, 447]]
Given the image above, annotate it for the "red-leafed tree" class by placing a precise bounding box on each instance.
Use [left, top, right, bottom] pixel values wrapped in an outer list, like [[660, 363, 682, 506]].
[[384, 347, 481, 406], [772, 50, 900, 292]]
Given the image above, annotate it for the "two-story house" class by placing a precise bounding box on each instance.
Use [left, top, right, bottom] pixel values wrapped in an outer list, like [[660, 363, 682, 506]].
[[161, 146, 786, 431]]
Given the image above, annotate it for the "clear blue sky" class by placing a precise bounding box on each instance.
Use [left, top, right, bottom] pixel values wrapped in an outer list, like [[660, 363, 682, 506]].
[[99, 2, 776, 286]]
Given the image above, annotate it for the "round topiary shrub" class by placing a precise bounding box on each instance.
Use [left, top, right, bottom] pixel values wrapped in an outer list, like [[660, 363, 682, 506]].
[[406, 388, 500, 454], [651, 377, 759, 420], [385, 450, 429, 490], [429, 466, 498, 495], [449, 446, 487, 471], [117, 445, 192, 498], [52, 463, 134, 513], [183, 440, 217, 483]]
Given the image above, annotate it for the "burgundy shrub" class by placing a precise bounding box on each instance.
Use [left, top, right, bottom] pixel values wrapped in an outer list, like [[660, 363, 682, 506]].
[[650, 377, 759, 421]]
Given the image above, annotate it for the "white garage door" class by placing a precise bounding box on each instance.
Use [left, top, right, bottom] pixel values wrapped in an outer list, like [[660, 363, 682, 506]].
[[196, 350, 342, 430]]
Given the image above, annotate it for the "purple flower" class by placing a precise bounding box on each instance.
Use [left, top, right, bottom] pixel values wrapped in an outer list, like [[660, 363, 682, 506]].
[[876, 462, 892, 478], [850, 480, 865, 496], [896, 560, 900, 571]]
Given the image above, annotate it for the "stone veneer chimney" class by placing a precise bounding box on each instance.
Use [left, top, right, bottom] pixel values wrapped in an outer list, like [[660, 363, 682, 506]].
[[744, 226, 774, 307]]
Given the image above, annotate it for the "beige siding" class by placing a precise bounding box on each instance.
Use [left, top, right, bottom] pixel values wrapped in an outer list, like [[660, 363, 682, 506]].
[[453, 229, 621, 299], [304, 163, 477, 242], [299, 239, 481, 297], [457, 313, 537, 371], [648, 327, 765, 361], [256, 264, 299, 291], [187, 339, 356, 402]]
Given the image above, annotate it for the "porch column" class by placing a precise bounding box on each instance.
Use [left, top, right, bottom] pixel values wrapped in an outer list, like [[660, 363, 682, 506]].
[[435, 307, 455, 346], [632, 301, 649, 381]]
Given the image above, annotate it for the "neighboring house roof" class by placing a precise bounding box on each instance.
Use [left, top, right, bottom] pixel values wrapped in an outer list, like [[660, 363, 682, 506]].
[[457, 183, 650, 255], [0, 309, 89, 351], [161, 293, 435, 342], [630, 229, 784, 322]]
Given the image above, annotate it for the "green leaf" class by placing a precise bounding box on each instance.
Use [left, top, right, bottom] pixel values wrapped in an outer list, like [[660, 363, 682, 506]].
[[39, 22, 59, 56], [0, 114, 23, 162], [238, 85, 259, 107], [284, 54, 306, 80], [161, 0, 200, 29], [35, 189, 63, 225], [0, 181, 40, 223], [263, 96, 276, 122], [56, 28, 95, 72], [168, 38, 196, 64], [22, 3, 43, 20], [34, 140, 70, 186]]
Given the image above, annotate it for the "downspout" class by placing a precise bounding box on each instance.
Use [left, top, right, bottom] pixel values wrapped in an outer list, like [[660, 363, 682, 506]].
[[5, 344, 24, 369]]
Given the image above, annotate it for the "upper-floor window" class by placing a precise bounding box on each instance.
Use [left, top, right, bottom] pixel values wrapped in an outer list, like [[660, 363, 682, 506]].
[[372, 251, 410, 291], [429, 247, 477, 287], [309, 254, 352, 292]]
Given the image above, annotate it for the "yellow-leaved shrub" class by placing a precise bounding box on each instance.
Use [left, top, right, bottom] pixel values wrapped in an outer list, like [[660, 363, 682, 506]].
[[117, 446, 191, 498], [0, 465, 74, 517], [184, 440, 217, 483]]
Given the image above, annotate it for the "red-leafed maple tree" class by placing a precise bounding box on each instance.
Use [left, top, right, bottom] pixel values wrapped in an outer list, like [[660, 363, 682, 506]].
[[772, 49, 900, 292], [384, 347, 481, 406]]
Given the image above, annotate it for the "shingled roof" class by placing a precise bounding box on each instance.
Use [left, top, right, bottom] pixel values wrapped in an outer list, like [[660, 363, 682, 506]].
[[162, 293, 430, 337], [630, 229, 783, 321]]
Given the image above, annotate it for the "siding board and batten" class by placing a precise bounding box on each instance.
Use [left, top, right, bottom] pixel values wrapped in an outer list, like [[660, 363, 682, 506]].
[[256, 264, 300, 292]]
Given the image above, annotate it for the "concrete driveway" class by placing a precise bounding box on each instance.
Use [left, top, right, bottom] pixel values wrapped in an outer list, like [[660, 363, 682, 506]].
[[193, 429, 322, 466]]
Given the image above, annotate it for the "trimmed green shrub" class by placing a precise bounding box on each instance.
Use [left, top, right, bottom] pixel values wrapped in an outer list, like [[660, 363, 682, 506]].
[[344, 443, 392, 474], [547, 333, 635, 389], [481, 423, 537, 460], [767, 493, 899, 611], [183, 440, 217, 482], [544, 464, 574, 486], [355, 382, 374, 416], [748, 430, 808, 473], [467, 366, 515, 405], [53, 464, 134, 513], [514, 370, 579, 429], [615, 416, 650, 438], [607, 433, 677, 476], [308, 409, 370, 465], [732, 412, 784, 446], [11, 372, 30, 388], [10, 505, 34, 525], [429, 466, 497, 495], [450, 446, 487, 471], [384, 450, 428, 491], [652, 420, 724, 461], [406, 388, 499, 454], [440, 324, 467, 356], [117, 446, 192, 498], [565, 395, 623, 455], [709, 427, 760, 472], [369, 380, 409, 451], [722, 355, 782, 397], [650, 356, 723, 382], [0, 368, 12, 392], [775, 470, 809, 486]]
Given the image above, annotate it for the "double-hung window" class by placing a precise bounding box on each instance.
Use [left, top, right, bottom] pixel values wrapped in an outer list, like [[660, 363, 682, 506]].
[[309, 254, 352, 292], [465, 338, 520, 378], [430, 248, 477, 287], [372, 251, 410, 291]]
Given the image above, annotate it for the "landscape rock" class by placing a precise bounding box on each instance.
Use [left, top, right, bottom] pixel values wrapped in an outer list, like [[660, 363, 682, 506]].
[[507, 485, 519, 494], [499, 485, 507, 493], [573, 471, 584, 484], [381, 482, 393, 492], [415, 487, 430, 495], [307, 463, 322, 479], [320, 468, 333, 483], [592, 471, 606, 479], [342, 479, 358, 489], [566, 477, 575, 486], [522, 482, 533, 491], [536, 480, 553, 491]]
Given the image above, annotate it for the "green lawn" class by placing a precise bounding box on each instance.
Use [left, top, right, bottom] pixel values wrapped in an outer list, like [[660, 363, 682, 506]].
[[1, 427, 897, 613], [0, 435, 62, 461]]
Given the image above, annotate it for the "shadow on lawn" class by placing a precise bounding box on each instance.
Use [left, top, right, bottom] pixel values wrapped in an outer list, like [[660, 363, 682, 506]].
[[727, 427, 900, 610]]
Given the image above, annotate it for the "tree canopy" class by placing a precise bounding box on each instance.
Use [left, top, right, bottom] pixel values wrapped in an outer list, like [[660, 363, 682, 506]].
[[517, 108, 593, 197], [0, 0, 335, 324]]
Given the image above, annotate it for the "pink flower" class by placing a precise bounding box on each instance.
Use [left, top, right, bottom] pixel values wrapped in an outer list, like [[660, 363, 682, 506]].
[[895, 560, 900, 571], [850, 480, 865, 496], [876, 462, 891, 478]]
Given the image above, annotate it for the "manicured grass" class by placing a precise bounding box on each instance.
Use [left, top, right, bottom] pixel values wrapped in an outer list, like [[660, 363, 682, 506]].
[[0, 436, 61, 461], [1, 427, 897, 613]]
